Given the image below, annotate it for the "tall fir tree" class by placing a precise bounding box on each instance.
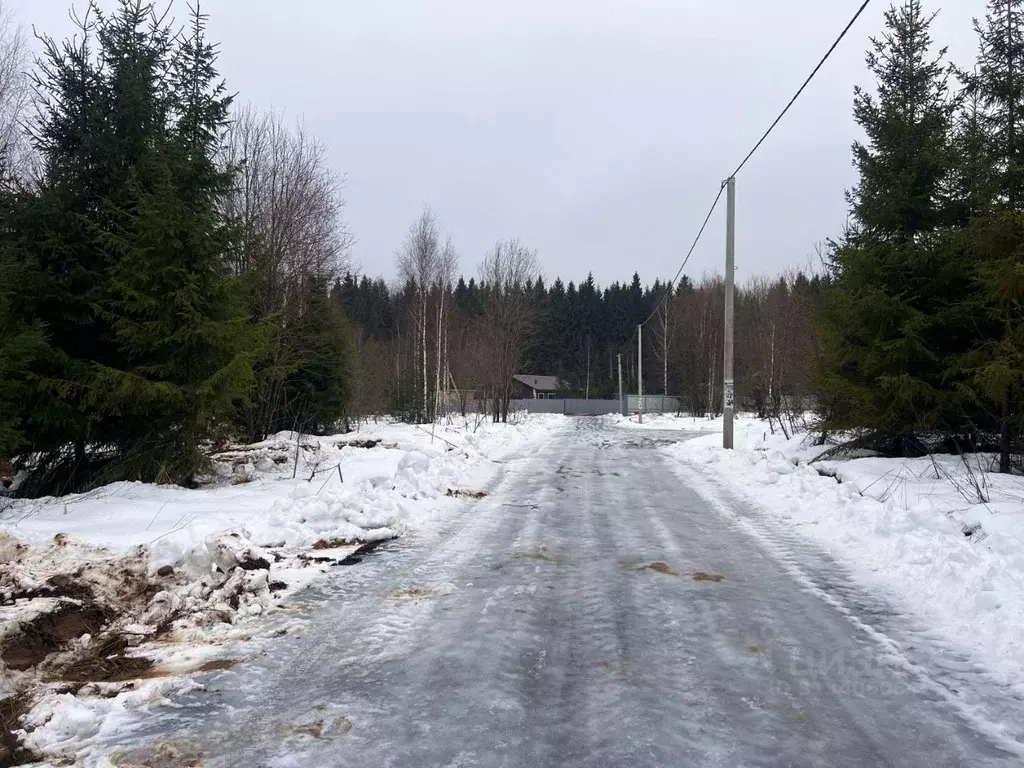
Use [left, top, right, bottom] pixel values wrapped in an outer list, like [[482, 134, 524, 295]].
[[18, 1, 265, 489], [819, 1, 961, 450], [93, 3, 267, 481], [0, 246, 47, 461], [957, 0, 1024, 470]]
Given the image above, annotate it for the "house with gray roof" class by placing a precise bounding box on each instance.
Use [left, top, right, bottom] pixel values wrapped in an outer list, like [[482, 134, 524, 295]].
[[512, 374, 564, 399]]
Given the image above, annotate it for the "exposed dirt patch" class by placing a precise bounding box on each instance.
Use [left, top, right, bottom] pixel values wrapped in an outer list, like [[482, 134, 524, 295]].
[[338, 439, 396, 450], [297, 553, 337, 565], [196, 658, 241, 673], [344, 438, 380, 449], [1, 691, 34, 767], [268, 580, 288, 592], [639, 562, 677, 576], [445, 489, 487, 500], [108, 738, 205, 767], [235, 555, 271, 572], [2, 574, 96, 606], [2, 600, 109, 671], [691, 571, 725, 583], [748, 645, 764, 653], [311, 538, 360, 550], [49, 634, 154, 683]]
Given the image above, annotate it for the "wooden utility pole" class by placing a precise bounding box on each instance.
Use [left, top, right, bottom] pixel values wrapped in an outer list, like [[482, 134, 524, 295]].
[[638, 324, 644, 425], [723, 177, 736, 449], [617, 353, 624, 416]]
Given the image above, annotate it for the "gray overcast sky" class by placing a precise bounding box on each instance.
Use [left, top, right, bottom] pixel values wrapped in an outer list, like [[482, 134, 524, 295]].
[[8, 0, 988, 286]]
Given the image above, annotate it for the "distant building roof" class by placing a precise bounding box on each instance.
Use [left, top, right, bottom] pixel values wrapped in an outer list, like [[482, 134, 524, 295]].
[[514, 374, 562, 392]]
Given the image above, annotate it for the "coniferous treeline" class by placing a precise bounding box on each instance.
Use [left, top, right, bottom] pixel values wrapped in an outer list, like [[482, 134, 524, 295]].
[[5, 0, 1024, 497], [0, 1, 354, 494], [820, 0, 1024, 470], [333, 265, 826, 432]]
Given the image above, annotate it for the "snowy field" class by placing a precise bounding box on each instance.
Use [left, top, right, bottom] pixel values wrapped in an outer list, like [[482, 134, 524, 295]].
[[623, 413, 1024, 698], [0, 414, 566, 766]]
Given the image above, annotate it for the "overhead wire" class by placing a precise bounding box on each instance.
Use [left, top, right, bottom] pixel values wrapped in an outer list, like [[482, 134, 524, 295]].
[[633, 0, 874, 338], [728, 0, 873, 181]]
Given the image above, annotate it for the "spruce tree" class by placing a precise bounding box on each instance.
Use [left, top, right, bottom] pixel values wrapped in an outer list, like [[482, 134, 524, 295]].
[[90, 4, 266, 482], [0, 247, 46, 461], [20, 1, 265, 488], [819, 1, 960, 450], [957, 0, 1024, 471], [275, 276, 355, 435]]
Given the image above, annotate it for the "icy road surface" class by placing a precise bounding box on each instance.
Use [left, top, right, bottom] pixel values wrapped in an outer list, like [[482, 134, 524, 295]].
[[103, 419, 1022, 767]]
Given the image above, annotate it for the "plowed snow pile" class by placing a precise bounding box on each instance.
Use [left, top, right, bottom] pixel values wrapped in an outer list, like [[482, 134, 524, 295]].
[[0, 415, 563, 766], [643, 414, 1024, 699]]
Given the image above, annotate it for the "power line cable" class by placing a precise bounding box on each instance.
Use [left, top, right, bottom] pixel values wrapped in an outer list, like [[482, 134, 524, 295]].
[[639, 0, 874, 332], [640, 184, 726, 329], [729, 0, 873, 180]]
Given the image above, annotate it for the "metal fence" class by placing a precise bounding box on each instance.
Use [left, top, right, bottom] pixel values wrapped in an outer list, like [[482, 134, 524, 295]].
[[510, 398, 622, 415], [506, 395, 682, 416], [626, 394, 681, 414]]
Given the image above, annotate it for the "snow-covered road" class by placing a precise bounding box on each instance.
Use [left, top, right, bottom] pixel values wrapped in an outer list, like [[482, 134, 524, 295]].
[[99, 419, 1022, 766]]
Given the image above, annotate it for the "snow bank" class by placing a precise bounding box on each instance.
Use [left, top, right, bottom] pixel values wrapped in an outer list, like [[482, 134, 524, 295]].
[[605, 412, 724, 431], [657, 417, 1024, 694], [0, 414, 566, 765]]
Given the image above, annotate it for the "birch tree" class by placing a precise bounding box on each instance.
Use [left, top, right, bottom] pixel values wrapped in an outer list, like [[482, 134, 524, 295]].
[[396, 208, 455, 422]]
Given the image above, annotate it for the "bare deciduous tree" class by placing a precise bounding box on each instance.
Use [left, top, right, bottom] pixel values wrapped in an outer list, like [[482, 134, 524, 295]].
[[478, 239, 539, 423], [0, 3, 31, 181], [220, 105, 352, 438], [396, 208, 458, 422], [652, 281, 675, 396], [222, 104, 351, 313]]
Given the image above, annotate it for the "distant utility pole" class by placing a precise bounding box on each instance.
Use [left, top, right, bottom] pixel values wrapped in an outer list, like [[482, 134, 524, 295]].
[[638, 324, 644, 425], [723, 177, 736, 449], [617, 353, 624, 416]]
